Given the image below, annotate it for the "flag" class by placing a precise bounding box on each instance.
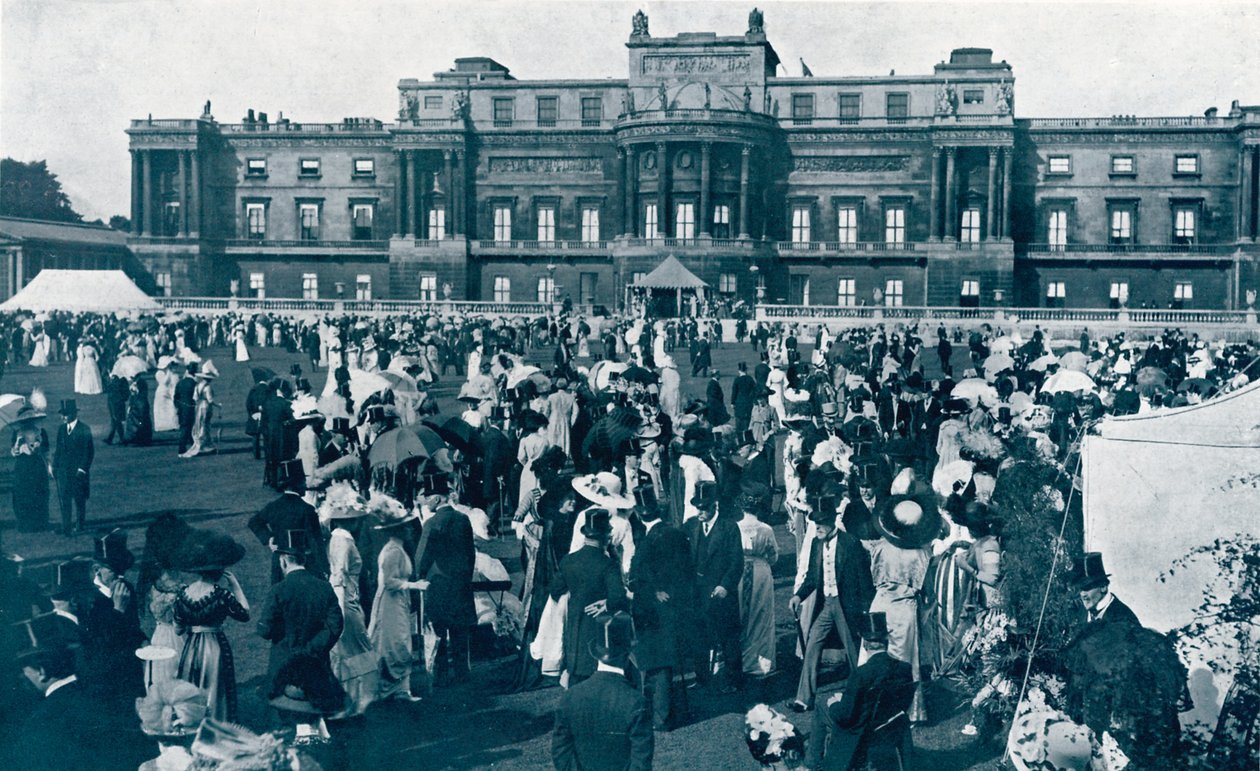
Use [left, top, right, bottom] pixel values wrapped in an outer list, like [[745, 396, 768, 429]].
[[800, 58, 814, 77]]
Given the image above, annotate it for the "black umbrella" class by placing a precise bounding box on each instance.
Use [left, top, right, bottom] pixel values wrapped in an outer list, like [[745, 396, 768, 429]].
[[423, 416, 477, 456], [621, 365, 657, 385]]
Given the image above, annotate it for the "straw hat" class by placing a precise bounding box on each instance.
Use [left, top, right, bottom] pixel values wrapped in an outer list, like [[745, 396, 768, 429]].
[[874, 493, 943, 549], [572, 472, 635, 510]]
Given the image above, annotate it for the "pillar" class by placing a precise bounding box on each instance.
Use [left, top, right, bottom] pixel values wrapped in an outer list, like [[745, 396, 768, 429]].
[[443, 150, 454, 238], [656, 142, 668, 238], [405, 151, 416, 238], [141, 150, 153, 237], [1246, 146, 1258, 240], [699, 142, 711, 238], [393, 152, 404, 237], [1001, 148, 1013, 240], [623, 148, 636, 237], [738, 146, 750, 239], [943, 147, 956, 240], [176, 151, 188, 236], [189, 150, 200, 237], [457, 149, 469, 238], [928, 148, 941, 240], [130, 151, 141, 234], [986, 147, 998, 241]]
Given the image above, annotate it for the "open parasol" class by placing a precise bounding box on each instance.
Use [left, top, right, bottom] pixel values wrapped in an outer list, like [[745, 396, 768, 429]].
[[592, 361, 630, 391], [110, 354, 149, 379], [505, 365, 542, 390], [1028, 353, 1059, 372], [621, 364, 657, 385], [346, 369, 392, 406], [1041, 369, 1097, 395], [982, 352, 1015, 375], [952, 378, 999, 407], [367, 427, 429, 469], [425, 416, 477, 455], [377, 369, 418, 394], [1058, 351, 1089, 372], [411, 425, 454, 473]]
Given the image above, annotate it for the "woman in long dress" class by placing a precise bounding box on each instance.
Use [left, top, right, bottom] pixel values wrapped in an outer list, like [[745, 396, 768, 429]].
[[180, 368, 217, 458], [368, 506, 423, 702], [123, 377, 153, 446], [152, 360, 179, 433], [327, 511, 378, 716], [737, 490, 779, 678], [29, 328, 50, 367], [173, 558, 249, 721], [10, 409, 51, 532], [516, 411, 551, 510], [233, 325, 250, 363], [74, 338, 103, 395]]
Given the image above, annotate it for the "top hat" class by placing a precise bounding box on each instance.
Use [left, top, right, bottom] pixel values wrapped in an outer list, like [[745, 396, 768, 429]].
[[172, 531, 246, 573], [690, 480, 719, 511], [942, 398, 971, 417], [58, 399, 79, 416], [580, 508, 614, 538], [736, 429, 757, 448], [489, 405, 508, 422], [679, 425, 713, 456], [858, 611, 890, 644], [589, 611, 636, 664], [294, 377, 312, 393], [51, 558, 94, 600], [274, 529, 309, 557], [93, 528, 135, 573], [278, 459, 307, 491], [13, 612, 81, 663], [289, 364, 304, 377], [573, 473, 635, 510], [807, 485, 844, 524], [1070, 552, 1111, 591], [331, 417, 351, 434], [874, 493, 942, 549], [633, 484, 659, 515], [903, 372, 926, 393]]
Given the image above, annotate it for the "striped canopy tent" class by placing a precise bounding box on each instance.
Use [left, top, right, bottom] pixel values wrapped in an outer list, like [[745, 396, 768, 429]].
[[629, 255, 708, 316]]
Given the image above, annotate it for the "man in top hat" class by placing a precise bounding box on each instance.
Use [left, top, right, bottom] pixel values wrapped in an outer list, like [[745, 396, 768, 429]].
[[705, 369, 729, 428], [249, 460, 328, 584], [414, 499, 478, 685], [683, 480, 744, 693], [1070, 552, 1139, 628], [261, 377, 294, 489], [245, 369, 272, 460], [808, 611, 915, 770], [550, 509, 628, 686], [52, 399, 94, 537], [81, 529, 145, 704], [174, 362, 198, 455], [789, 487, 875, 713], [730, 361, 758, 435], [552, 611, 654, 770], [256, 529, 345, 716]]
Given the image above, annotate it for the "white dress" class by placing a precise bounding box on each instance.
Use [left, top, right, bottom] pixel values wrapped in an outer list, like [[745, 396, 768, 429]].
[[29, 333, 50, 367], [73, 344, 103, 395], [153, 369, 179, 432], [234, 329, 250, 362]]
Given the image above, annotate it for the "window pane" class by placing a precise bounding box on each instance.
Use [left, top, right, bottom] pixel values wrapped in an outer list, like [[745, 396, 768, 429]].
[[838, 206, 858, 244], [837, 278, 856, 306], [354, 159, 374, 175], [960, 208, 981, 243], [537, 97, 558, 126], [493, 205, 512, 241], [884, 206, 905, 243], [1175, 156, 1198, 174], [675, 203, 695, 239], [792, 94, 814, 124], [838, 94, 861, 120], [537, 276, 556, 303], [581, 207, 600, 242], [419, 274, 437, 301], [247, 158, 267, 175], [644, 204, 658, 239], [1048, 210, 1068, 248], [247, 204, 266, 238], [300, 204, 320, 240], [886, 93, 908, 118], [428, 206, 446, 240], [494, 275, 511, 303], [537, 206, 556, 242], [493, 98, 514, 126], [300, 159, 320, 175], [791, 206, 811, 243], [302, 273, 318, 300], [355, 274, 372, 301], [581, 97, 602, 125], [1048, 156, 1071, 174], [1110, 210, 1132, 241], [884, 279, 904, 307], [424, 96, 442, 110], [1111, 156, 1134, 174]]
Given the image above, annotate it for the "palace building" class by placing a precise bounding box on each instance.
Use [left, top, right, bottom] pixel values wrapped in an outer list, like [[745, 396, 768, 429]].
[[123, 9, 1260, 311]]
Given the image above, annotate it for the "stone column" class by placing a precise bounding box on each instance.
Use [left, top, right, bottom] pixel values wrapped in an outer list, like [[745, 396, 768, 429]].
[[1245, 146, 1258, 240], [699, 142, 711, 238], [130, 151, 141, 233], [943, 147, 957, 240], [1001, 149, 1013, 240], [986, 147, 998, 240], [443, 150, 454, 238], [189, 150, 200, 237], [405, 151, 417, 238], [393, 152, 404, 237], [623, 147, 636, 237], [738, 146, 751, 239], [656, 142, 668, 237], [456, 149, 469, 238], [141, 150, 153, 237], [928, 148, 941, 240], [176, 151, 188, 236]]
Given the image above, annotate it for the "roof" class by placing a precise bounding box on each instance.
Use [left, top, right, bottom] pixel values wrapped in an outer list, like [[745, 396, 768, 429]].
[[0, 270, 161, 313], [0, 217, 129, 250], [632, 256, 709, 290]]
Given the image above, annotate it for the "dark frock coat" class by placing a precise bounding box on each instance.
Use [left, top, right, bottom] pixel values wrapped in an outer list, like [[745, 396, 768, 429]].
[[256, 567, 344, 701], [820, 651, 916, 771], [552, 670, 654, 771], [248, 492, 330, 582], [550, 544, 628, 680], [414, 505, 477, 631], [628, 521, 694, 672]]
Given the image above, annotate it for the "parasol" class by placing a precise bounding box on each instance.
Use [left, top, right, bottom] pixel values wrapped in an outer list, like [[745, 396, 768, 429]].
[[368, 427, 429, 469], [110, 355, 149, 379], [593, 361, 630, 391], [412, 425, 455, 473], [932, 459, 975, 498], [952, 378, 999, 407], [988, 336, 1014, 355], [425, 416, 476, 455], [1135, 366, 1169, 388], [1041, 369, 1097, 395], [505, 365, 542, 390], [621, 364, 657, 385], [1058, 351, 1089, 372], [0, 395, 33, 431], [347, 369, 392, 406], [982, 352, 1015, 375], [1176, 377, 1215, 397], [388, 356, 421, 373], [1028, 353, 1059, 372], [377, 369, 418, 394]]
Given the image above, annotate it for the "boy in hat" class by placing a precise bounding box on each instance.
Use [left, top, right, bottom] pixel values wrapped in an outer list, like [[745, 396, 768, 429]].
[[249, 460, 328, 584], [1070, 552, 1139, 628], [552, 611, 654, 770], [550, 509, 628, 686], [52, 399, 94, 536], [683, 481, 744, 694]]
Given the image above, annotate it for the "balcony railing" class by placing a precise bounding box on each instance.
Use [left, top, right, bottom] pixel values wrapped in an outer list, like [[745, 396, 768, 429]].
[[620, 237, 763, 250], [156, 297, 553, 317], [225, 238, 389, 250], [220, 121, 391, 134], [474, 239, 610, 254], [1024, 242, 1239, 259], [776, 240, 919, 254], [1027, 116, 1224, 129], [755, 304, 1255, 326], [129, 119, 200, 129]]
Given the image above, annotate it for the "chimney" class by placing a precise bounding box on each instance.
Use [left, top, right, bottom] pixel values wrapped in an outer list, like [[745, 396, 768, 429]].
[[1204, 107, 1218, 119]]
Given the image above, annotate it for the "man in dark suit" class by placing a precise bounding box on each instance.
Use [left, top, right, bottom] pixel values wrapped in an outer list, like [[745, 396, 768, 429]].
[[173, 364, 198, 455], [683, 480, 744, 693], [477, 410, 515, 527], [248, 460, 328, 583], [810, 612, 915, 771], [103, 376, 128, 445], [629, 489, 694, 730], [551, 510, 628, 685], [705, 370, 729, 428], [261, 378, 294, 489], [52, 400, 94, 536], [552, 611, 654, 771], [789, 488, 875, 712], [245, 372, 270, 460], [691, 335, 711, 377], [730, 361, 757, 435], [1071, 552, 1140, 628], [415, 500, 477, 684]]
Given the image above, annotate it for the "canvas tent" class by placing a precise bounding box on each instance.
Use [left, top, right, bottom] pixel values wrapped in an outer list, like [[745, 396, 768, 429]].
[[1082, 380, 1260, 734], [0, 269, 161, 313], [629, 255, 708, 316]]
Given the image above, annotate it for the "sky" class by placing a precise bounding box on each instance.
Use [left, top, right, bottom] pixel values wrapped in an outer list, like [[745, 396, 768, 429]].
[[3, 0, 1257, 222]]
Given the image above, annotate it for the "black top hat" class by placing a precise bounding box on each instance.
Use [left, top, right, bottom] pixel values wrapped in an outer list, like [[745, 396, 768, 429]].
[[633, 484, 659, 515], [858, 612, 890, 644], [942, 398, 971, 416], [679, 426, 713, 457], [489, 405, 508, 422], [93, 528, 135, 573], [58, 399, 78, 416], [278, 459, 306, 491], [903, 372, 926, 393], [420, 471, 451, 496], [736, 429, 757, 448], [52, 558, 94, 599], [807, 486, 844, 524], [331, 416, 351, 434], [172, 531, 246, 573], [13, 612, 81, 663], [580, 508, 614, 538], [294, 377, 312, 393], [589, 611, 636, 665], [874, 493, 943, 549], [690, 480, 719, 511], [1070, 552, 1111, 591], [274, 529, 309, 557]]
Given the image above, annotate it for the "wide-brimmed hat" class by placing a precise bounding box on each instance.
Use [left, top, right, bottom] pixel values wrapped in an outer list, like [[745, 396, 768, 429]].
[[93, 528, 135, 573], [318, 482, 369, 520], [739, 482, 772, 512], [941, 398, 971, 417], [679, 425, 713, 456], [1069, 552, 1111, 591], [517, 409, 549, 435], [172, 531, 246, 572], [12, 404, 46, 425], [589, 611, 635, 664], [289, 395, 323, 425], [369, 493, 420, 530], [691, 480, 719, 511], [573, 472, 635, 510], [782, 397, 814, 425], [874, 493, 942, 549], [858, 611, 890, 644], [580, 508, 614, 538]]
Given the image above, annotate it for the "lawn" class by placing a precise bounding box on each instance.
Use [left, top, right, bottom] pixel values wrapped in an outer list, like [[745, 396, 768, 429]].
[[0, 338, 1001, 770]]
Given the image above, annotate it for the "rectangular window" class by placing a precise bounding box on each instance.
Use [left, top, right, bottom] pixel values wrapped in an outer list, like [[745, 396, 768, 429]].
[[838, 93, 861, 121], [1174, 281, 1193, 300], [1109, 280, 1129, 309], [537, 276, 556, 304], [493, 98, 514, 127], [963, 89, 984, 104], [579, 272, 597, 304], [791, 205, 811, 244], [581, 206, 600, 242], [299, 203, 320, 240], [790, 275, 811, 305], [1047, 155, 1072, 175], [581, 97, 603, 127], [424, 95, 443, 110], [1109, 206, 1134, 244], [837, 205, 859, 245], [712, 204, 731, 238], [246, 158, 267, 177], [886, 93, 909, 121], [355, 274, 372, 301], [792, 94, 815, 125], [246, 203, 266, 239], [493, 204, 512, 242], [675, 202, 695, 240], [1173, 206, 1197, 243], [632, 272, 646, 286], [960, 207, 982, 243], [352, 203, 374, 240], [155, 271, 172, 297], [418, 273, 438, 301], [536, 205, 556, 242], [537, 96, 558, 127], [837, 277, 856, 306], [1048, 209, 1069, 250], [961, 279, 981, 308], [1111, 155, 1135, 175], [884, 205, 906, 244], [884, 279, 904, 307], [163, 202, 180, 236], [301, 273, 318, 300], [299, 158, 321, 177], [493, 275, 511, 303], [1046, 280, 1066, 308], [248, 272, 265, 298], [428, 206, 446, 240], [719, 273, 737, 294], [644, 203, 659, 239], [353, 158, 375, 176], [1174, 155, 1199, 175]]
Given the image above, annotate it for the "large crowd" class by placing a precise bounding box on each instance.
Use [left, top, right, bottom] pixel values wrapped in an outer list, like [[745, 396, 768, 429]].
[[2, 305, 1258, 770]]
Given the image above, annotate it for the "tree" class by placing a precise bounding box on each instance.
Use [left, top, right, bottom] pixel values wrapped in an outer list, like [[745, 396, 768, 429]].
[[108, 215, 131, 232], [0, 158, 83, 223]]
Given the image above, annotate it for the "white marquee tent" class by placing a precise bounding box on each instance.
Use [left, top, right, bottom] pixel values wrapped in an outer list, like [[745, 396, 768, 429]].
[[0, 269, 161, 313]]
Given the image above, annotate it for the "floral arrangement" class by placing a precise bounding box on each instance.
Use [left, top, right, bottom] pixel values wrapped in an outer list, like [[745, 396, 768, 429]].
[[188, 718, 294, 771], [365, 491, 407, 522], [135, 679, 207, 738], [744, 704, 805, 768]]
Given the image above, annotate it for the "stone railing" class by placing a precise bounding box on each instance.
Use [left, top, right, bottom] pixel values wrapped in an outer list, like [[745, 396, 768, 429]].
[[129, 119, 200, 129], [754, 303, 1256, 330], [1024, 242, 1238, 255], [156, 297, 552, 318], [473, 239, 611, 255], [776, 240, 919, 254], [224, 239, 389, 250], [1027, 116, 1223, 129]]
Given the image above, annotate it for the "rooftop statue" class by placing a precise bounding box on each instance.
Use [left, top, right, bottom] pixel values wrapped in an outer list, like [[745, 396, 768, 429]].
[[632, 9, 649, 37], [748, 8, 764, 35]]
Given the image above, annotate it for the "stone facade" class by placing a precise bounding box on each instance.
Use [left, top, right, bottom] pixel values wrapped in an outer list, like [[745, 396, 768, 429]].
[[124, 12, 1260, 310]]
